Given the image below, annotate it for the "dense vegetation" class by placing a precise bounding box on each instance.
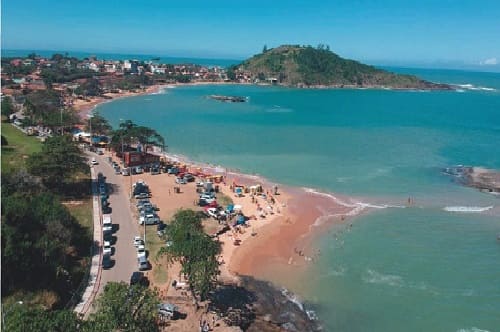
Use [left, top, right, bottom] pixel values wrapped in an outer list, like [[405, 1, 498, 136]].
[[24, 90, 79, 128], [26, 135, 89, 193], [238, 44, 450, 89], [1, 133, 92, 309], [3, 282, 160, 332], [158, 209, 221, 301]]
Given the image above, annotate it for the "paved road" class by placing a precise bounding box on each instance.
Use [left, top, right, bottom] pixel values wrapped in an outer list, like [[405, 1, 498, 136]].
[[93, 153, 139, 291]]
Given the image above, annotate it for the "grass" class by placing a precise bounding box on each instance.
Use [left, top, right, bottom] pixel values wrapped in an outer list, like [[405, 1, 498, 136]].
[[145, 226, 170, 284], [1, 123, 42, 173], [62, 198, 93, 231]]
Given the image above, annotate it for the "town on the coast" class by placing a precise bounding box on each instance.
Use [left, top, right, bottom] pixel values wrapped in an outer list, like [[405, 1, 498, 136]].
[[2, 51, 328, 331]]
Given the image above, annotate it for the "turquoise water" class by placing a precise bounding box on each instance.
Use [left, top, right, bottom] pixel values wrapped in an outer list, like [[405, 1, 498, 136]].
[[98, 69, 500, 331]]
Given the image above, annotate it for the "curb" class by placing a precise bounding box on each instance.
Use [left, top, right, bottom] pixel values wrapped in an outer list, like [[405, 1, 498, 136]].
[[74, 166, 103, 318]]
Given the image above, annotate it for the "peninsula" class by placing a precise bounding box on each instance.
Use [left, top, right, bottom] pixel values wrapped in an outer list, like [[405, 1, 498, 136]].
[[230, 45, 453, 90]]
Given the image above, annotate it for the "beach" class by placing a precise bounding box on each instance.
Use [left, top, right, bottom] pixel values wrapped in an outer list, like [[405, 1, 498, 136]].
[[91, 76, 500, 331], [103, 147, 357, 331]]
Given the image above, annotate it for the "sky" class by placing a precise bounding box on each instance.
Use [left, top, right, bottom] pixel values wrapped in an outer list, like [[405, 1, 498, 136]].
[[2, 0, 499, 69]]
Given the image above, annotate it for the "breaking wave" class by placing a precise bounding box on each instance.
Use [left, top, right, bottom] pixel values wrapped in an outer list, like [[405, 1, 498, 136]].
[[455, 83, 496, 92], [456, 328, 490, 332], [303, 188, 405, 218], [280, 287, 318, 321], [443, 206, 493, 213], [363, 269, 404, 287]]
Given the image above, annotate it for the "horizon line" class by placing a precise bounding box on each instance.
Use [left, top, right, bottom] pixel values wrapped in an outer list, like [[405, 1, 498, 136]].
[[2, 48, 499, 73]]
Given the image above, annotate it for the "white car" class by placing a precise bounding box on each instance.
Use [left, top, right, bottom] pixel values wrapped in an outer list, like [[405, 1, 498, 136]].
[[91, 158, 98, 165], [103, 225, 113, 234], [133, 236, 144, 247], [137, 245, 146, 259], [103, 241, 112, 255], [205, 207, 218, 219]]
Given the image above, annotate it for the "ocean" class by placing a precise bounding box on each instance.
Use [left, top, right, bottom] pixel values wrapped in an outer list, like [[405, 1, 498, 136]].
[[97, 68, 500, 331]]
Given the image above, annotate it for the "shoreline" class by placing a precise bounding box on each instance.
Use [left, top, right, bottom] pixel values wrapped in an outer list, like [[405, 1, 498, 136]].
[[74, 82, 382, 290], [72, 79, 460, 119]]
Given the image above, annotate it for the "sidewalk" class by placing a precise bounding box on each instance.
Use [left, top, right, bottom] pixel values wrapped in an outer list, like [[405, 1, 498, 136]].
[[74, 166, 103, 318]]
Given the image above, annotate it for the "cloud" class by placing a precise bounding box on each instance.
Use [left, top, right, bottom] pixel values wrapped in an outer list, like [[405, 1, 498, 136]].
[[480, 57, 497, 65]]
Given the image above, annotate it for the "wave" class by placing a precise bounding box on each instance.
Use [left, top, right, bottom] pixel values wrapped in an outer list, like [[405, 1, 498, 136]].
[[456, 328, 490, 332], [443, 206, 493, 213], [455, 83, 497, 92], [266, 105, 294, 113], [303, 188, 406, 217], [363, 269, 404, 287]]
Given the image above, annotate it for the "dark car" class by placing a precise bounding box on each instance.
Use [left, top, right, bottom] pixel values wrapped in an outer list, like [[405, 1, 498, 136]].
[[102, 205, 112, 214], [183, 173, 195, 182], [130, 271, 149, 286]]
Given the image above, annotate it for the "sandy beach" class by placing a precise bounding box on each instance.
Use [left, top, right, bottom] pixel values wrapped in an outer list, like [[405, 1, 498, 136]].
[[80, 84, 370, 330], [72, 85, 165, 117], [105, 147, 362, 330]]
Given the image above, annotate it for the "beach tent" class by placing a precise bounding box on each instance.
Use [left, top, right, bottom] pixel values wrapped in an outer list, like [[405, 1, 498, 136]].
[[233, 204, 242, 211], [226, 204, 234, 213], [236, 214, 246, 225], [235, 187, 243, 197], [249, 185, 262, 194]]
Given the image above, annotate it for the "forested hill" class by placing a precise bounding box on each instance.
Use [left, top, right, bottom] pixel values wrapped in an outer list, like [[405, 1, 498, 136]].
[[236, 45, 452, 89]]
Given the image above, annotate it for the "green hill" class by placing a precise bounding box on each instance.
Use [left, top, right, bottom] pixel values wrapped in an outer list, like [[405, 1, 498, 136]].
[[235, 45, 451, 89]]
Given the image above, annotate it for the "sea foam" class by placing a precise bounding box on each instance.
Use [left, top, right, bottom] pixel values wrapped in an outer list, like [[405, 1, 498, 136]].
[[443, 206, 493, 213], [456, 328, 490, 332]]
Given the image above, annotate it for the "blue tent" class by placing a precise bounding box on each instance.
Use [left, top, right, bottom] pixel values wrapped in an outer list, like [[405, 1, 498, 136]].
[[227, 204, 234, 213], [237, 214, 245, 225]]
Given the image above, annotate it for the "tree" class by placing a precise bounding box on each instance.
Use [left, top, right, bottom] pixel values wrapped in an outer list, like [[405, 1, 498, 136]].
[[86, 111, 112, 135], [1, 95, 15, 117], [109, 120, 165, 155], [2, 305, 81, 332], [158, 210, 220, 301], [226, 66, 237, 81], [1, 190, 91, 303], [88, 282, 160, 332], [27, 135, 89, 191]]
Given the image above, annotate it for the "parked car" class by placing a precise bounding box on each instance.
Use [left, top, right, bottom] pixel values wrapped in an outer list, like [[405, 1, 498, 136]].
[[103, 224, 113, 235], [200, 192, 216, 199], [122, 168, 130, 176], [151, 167, 160, 175], [102, 253, 113, 269], [158, 303, 179, 320], [183, 173, 195, 182], [198, 198, 217, 207], [103, 241, 112, 255], [133, 236, 144, 247], [114, 167, 121, 175], [91, 158, 98, 165], [135, 166, 144, 174], [137, 255, 150, 271], [204, 207, 218, 219], [135, 192, 151, 199], [175, 177, 187, 184], [167, 167, 179, 175], [130, 271, 149, 286], [137, 244, 146, 259], [102, 205, 112, 214]]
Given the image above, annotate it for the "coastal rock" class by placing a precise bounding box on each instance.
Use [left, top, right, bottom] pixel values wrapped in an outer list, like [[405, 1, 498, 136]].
[[443, 166, 500, 193], [210, 276, 320, 332]]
